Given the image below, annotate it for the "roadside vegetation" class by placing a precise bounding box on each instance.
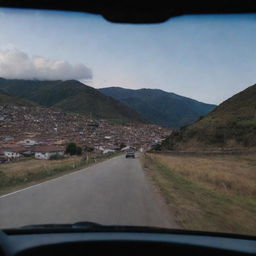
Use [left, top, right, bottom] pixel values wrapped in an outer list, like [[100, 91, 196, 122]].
[[0, 152, 122, 195], [65, 142, 82, 155], [142, 153, 256, 235], [160, 84, 256, 151]]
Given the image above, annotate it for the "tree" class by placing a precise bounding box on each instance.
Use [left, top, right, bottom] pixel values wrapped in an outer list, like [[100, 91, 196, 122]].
[[84, 146, 94, 152], [76, 146, 82, 155], [65, 143, 82, 155]]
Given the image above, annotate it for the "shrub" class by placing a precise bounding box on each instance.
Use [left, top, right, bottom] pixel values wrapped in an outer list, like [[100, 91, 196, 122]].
[[65, 143, 83, 155], [76, 146, 82, 155], [84, 146, 94, 152], [152, 143, 162, 151]]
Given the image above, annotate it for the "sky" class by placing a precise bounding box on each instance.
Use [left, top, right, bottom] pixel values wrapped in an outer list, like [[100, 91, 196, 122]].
[[0, 8, 256, 104]]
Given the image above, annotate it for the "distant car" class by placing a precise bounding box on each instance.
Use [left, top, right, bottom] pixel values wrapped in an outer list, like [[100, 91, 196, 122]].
[[125, 149, 135, 158]]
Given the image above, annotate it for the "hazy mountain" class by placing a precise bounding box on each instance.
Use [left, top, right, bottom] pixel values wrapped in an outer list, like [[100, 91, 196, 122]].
[[160, 84, 256, 150], [0, 78, 145, 123], [100, 87, 216, 128]]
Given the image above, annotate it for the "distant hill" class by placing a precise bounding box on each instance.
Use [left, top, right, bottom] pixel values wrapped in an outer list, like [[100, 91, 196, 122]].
[[100, 87, 216, 128], [160, 84, 256, 150], [0, 78, 146, 123], [0, 90, 35, 106]]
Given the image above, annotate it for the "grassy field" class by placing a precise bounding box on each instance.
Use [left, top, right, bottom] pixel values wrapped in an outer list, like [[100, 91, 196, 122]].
[[0, 152, 121, 195], [141, 152, 256, 235]]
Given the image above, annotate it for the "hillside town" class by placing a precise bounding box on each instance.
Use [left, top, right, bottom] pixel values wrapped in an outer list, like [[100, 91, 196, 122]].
[[0, 105, 171, 162]]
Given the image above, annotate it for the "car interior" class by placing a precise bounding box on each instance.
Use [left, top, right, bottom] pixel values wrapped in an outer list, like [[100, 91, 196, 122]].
[[0, 1, 255, 255]]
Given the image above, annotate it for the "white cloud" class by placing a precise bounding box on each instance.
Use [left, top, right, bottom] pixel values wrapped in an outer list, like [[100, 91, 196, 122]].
[[0, 49, 92, 80]]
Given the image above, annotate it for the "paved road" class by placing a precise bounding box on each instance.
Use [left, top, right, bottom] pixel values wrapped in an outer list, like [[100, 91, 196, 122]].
[[0, 154, 177, 229]]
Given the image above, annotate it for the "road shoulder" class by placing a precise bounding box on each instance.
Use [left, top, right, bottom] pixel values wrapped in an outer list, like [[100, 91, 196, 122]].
[[139, 153, 180, 229]]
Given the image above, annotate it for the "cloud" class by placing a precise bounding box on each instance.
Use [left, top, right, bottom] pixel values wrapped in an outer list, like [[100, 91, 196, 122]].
[[0, 49, 92, 80]]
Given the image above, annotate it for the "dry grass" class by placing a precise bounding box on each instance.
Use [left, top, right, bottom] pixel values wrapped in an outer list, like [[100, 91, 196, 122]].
[[0, 152, 122, 195], [142, 153, 256, 236], [0, 156, 81, 177], [153, 153, 256, 198]]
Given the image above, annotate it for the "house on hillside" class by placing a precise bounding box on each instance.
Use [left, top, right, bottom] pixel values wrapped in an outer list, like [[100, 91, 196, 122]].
[[0, 149, 9, 163], [95, 145, 116, 154], [2, 146, 26, 159], [53, 139, 67, 146], [22, 147, 35, 157], [18, 139, 39, 146], [121, 146, 136, 152], [87, 121, 99, 128], [121, 146, 131, 152], [34, 145, 65, 160], [103, 149, 116, 154], [4, 136, 14, 142], [95, 146, 105, 151]]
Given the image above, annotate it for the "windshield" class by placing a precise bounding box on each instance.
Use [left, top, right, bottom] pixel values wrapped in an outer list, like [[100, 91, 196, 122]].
[[0, 8, 255, 236]]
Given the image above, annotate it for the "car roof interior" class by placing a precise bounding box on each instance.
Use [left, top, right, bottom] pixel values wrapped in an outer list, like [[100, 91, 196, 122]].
[[0, 1, 255, 256], [0, 0, 256, 23]]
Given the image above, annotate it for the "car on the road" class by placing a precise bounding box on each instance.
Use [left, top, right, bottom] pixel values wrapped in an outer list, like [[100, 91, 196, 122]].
[[125, 149, 135, 158]]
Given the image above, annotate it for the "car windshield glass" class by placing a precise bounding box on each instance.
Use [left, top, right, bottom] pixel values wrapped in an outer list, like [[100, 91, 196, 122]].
[[0, 8, 255, 236]]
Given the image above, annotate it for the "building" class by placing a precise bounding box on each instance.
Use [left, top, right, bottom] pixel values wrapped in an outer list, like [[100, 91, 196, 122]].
[[2, 146, 26, 159], [18, 139, 39, 146], [34, 145, 65, 160], [0, 149, 9, 163], [4, 136, 14, 141], [103, 149, 116, 154]]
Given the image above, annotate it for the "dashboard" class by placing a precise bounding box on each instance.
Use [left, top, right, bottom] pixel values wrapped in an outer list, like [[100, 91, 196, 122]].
[[0, 231, 255, 256]]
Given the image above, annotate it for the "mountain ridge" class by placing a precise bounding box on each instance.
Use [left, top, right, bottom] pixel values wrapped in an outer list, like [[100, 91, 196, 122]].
[[0, 78, 146, 123], [100, 87, 216, 128]]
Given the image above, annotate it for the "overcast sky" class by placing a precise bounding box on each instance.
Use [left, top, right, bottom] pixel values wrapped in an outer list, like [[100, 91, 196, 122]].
[[0, 8, 256, 104]]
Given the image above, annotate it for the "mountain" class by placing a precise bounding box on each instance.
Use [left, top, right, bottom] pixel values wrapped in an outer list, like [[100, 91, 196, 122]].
[[160, 84, 256, 150], [99, 87, 216, 129], [0, 90, 35, 106], [0, 78, 146, 123]]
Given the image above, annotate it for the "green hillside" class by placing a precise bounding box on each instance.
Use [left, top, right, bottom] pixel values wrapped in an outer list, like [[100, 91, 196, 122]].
[[160, 84, 256, 150], [0, 78, 145, 123], [100, 87, 216, 128], [0, 90, 35, 106]]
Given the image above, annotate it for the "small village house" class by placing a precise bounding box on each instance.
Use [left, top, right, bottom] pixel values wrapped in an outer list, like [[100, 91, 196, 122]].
[[18, 139, 39, 146], [0, 149, 9, 163], [103, 149, 116, 154], [4, 136, 14, 141], [34, 145, 65, 160], [2, 146, 26, 159]]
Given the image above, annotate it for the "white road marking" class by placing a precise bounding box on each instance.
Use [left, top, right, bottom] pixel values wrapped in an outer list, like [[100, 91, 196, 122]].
[[0, 156, 116, 199]]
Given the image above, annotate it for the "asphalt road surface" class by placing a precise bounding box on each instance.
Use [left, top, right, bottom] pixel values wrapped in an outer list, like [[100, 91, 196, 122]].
[[0, 154, 178, 229]]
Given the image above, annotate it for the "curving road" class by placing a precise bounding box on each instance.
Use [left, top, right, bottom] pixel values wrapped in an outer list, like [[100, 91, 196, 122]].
[[0, 154, 178, 229]]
